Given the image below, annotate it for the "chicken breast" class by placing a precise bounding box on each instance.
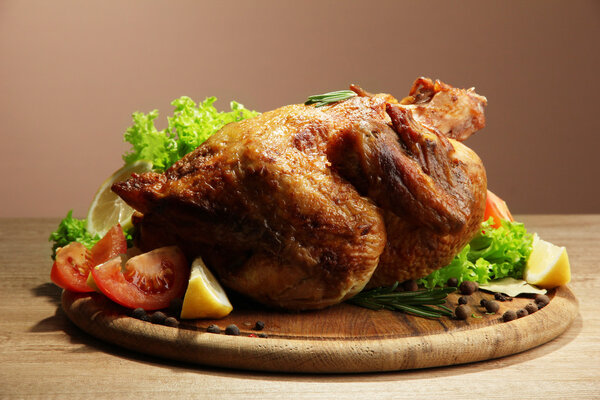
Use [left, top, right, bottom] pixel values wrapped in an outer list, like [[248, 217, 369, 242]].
[[113, 78, 487, 310]]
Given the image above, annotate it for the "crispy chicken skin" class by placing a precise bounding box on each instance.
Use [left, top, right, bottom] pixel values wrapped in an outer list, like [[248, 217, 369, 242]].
[[113, 78, 487, 310]]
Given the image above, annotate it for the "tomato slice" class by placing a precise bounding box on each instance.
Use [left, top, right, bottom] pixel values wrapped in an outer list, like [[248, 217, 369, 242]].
[[91, 246, 189, 310], [90, 224, 127, 266], [51, 224, 127, 293], [484, 189, 514, 229], [51, 242, 95, 292]]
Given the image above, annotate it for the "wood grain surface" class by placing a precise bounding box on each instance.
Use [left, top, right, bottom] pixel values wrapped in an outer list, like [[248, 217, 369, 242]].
[[61, 286, 578, 373], [1, 216, 599, 399]]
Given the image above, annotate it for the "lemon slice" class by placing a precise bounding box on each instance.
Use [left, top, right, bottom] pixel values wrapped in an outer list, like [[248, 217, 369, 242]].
[[86, 160, 153, 237], [180, 257, 233, 319], [524, 234, 571, 289]]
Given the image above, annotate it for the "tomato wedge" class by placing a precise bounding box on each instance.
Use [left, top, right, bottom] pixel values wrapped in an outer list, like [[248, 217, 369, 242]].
[[51, 242, 94, 292], [51, 224, 127, 293], [484, 189, 514, 229], [90, 224, 128, 266], [91, 246, 189, 310]]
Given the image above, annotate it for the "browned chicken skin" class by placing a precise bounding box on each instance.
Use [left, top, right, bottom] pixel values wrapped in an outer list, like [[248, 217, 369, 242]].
[[113, 78, 487, 310]]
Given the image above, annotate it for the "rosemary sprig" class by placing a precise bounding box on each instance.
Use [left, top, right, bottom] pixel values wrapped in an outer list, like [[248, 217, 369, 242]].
[[347, 283, 456, 318], [304, 90, 357, 107]]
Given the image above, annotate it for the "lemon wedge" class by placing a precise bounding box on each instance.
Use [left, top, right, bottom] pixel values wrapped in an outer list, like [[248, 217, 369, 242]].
[[180, 257, 233, 319], [86, 271, 100, 292], [524, 234, 571, 289], [86, 160, 153, 236]]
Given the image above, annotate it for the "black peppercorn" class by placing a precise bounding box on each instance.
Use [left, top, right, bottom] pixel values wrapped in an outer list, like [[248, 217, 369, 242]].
[[459, 280, 478, 295], [502, 310, 517, 322], [225, 324, 240, 336], [455, 305, 470, 320], [516, 309, 529, 318], [485, 300, 500, 314], [535, 294, 550, 308], [150, 311, 167, 325], [258, 333, 268, 338], [480, 299, 489, 308], [525, 303, 538, 314], [164, 317, 179, 327], [403, 280, 419, 292], [206, 324, 221, 334], [254, 320, 265, 331], [131, 308, 146, 320], [458, 296, 468, 305], [494, 292, 508, 302], [447, 277, 458, 287]]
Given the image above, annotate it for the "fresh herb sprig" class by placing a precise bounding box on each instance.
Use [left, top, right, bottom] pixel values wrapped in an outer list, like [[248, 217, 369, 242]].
[[348, 283, 455, 318], [304, 90, 357, 107]]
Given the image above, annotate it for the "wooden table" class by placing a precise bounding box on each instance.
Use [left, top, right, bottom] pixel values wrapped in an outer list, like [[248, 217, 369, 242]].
[[1, 216, 598, 399]]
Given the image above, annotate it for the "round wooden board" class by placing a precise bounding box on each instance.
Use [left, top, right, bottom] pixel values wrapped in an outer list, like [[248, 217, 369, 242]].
[[62, 286, 578, 373]]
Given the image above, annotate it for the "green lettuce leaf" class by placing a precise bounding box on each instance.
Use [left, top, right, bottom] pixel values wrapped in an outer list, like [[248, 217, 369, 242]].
[[418, 218, 534, 289], [48, 211, 100, 259], [122, 96, 259, 172]]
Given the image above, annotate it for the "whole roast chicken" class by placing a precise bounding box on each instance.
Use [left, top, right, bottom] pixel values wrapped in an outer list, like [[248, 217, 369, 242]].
[[113, 78, 487, 310]]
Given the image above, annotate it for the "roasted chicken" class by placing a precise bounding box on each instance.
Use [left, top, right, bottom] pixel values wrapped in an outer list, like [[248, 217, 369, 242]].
[[113, 78, 487, 310]]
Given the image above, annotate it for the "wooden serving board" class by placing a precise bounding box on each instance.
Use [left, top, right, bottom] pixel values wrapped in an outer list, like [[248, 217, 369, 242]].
[[62, 286, 578, 373]]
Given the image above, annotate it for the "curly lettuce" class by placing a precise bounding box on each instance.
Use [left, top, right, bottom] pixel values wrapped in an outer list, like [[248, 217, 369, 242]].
[[48, 211, 100, 259], [419, 218, 534, 289], [122, 96, 259, 171]]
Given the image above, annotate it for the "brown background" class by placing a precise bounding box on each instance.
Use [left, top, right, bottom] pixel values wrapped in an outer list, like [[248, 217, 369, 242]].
[[1, 0, 599, 218]]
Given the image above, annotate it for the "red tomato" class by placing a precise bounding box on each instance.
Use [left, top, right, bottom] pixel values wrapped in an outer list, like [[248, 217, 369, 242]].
[[50, 242, 94, 292], [51, 225, 127, 293], [90, 224, 127, 266], [91, 246, 189, 310], [484, 190, 514, 229]]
